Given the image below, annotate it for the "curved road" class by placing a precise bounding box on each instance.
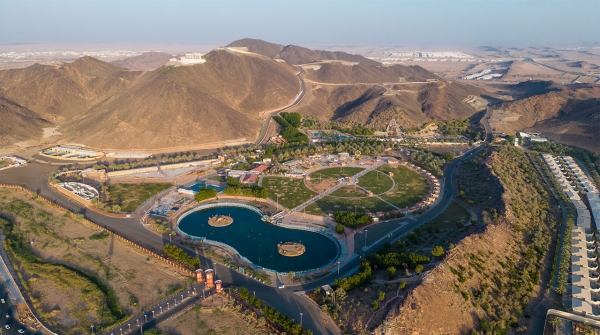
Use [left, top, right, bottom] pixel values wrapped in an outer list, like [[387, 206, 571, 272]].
[[0, 143, 484, 334], [254, 66, 307, 145]]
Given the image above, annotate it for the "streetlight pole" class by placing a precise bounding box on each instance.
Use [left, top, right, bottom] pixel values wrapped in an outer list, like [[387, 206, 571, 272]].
[[337, 261, 341, 279], [365, 229, 368, 248], [300, 312, 303, 327], [90, 325, 94, 334]]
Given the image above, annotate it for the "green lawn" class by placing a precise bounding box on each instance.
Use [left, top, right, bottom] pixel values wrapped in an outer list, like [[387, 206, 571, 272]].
[[105, 183, 172, 212], [309, 167, 364, 180], [0, 160, 9, 168], [357, 170, 394, 194], [329, 185, 368, 198], [377, 165, 429, 208], [421, 202, 470, 231], [262, 177, 317, 209], [305, 196, 395, 215]]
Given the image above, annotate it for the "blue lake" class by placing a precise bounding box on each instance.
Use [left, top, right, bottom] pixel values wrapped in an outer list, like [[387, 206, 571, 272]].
[[178, 206, 339, 272]]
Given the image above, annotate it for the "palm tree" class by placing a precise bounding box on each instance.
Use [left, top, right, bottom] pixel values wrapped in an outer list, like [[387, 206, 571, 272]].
[[549, 317, 562, 333]]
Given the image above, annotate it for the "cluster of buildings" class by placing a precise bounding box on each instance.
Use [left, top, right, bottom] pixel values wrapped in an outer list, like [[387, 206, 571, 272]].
[[0, 50, 143, 63], [225, 164, 271, 184], [461, 69, 503, 80], [267, 135, 287, 145], [168, 53, 206, 66], [518, 132, 549, 144], [542, 154, 600, 317]]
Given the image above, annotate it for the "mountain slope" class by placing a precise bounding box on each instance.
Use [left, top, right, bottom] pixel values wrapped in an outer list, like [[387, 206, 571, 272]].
[[0, 57, 138, 121], [490, 84, 600, 152], [292, 80, 492, 129], [110, 52, 173, 71], [0, 96, 51, 145], [304, 62, 438, 84], [0, 48, 300, 149], [227, 38, 381, 66]]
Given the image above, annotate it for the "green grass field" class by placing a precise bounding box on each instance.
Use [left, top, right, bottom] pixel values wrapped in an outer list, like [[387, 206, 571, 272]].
[[262, 177, 317, 209], [421, 202, 470, 231], [305, 196, 395, 215], [0, 160, 9, 168], [309, 167, 364, 180], [357, 170, 394, 194], [329, 185, 368, 198], [377, 165, 428, 208], [105, 183, 172, 212]]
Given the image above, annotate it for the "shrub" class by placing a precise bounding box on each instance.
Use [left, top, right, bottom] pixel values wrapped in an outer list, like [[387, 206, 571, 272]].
[[89, 231, 110, 240], [164, 243, 199, 269], [431, 245, 444, 257], [194, 187, 217, 202], [372, 300, 379, 311], [415, 264, 424, 275], [335, 224, 345, 234]]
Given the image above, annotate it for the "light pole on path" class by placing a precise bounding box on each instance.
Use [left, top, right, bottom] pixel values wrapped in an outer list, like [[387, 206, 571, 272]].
[[365, 229, 368, 248], [337, 261, 341, 279], [300, 312, 303, 327]]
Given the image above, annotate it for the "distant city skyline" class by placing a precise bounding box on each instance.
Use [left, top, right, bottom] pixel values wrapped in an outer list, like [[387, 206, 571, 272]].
[[0, 0, 598, 48]]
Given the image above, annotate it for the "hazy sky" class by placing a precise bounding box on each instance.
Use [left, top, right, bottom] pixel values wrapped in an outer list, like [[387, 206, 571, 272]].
[[1, 0, 598, 47]]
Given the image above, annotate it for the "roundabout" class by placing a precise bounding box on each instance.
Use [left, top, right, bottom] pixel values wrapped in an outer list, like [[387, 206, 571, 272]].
[[177, 203, 340, 273]]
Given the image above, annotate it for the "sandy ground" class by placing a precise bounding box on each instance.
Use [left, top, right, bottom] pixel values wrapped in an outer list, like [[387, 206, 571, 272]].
[[307, 179, 337, 193], [158, 294, 271, 335], [0, 189, 187, 332]]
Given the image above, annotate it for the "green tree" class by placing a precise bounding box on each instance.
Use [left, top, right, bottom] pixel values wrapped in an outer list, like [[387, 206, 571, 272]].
[[335, 224, 345, 234], [378, 291, 385, 301], [372, 300, 379, 311], [431, 246, 444, 257], [386, 266, 396, 280], [399, 280, 407, 289], [415, 264, 424, 275], [194, 187, 217, 202]]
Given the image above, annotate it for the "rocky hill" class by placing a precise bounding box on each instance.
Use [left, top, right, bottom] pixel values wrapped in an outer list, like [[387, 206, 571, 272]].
[[292, 80, 492, 130], [227, 38, 381, 66], [110, 51, 173, 71], [0, 48, 300, 149], [0, 96, 51, 145], [304, 62, 438, 84], [375, 146, 558, 334], [491, 83, 600, 152]]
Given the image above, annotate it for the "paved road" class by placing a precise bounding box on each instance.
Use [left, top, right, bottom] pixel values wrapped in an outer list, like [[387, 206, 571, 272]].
[[254, 67, 307, 145], [0, 164, 339, 335], [0, 145, 483, 335]]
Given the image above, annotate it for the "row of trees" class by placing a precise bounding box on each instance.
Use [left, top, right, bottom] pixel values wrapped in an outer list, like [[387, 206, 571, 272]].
[[194, 187, 217, 202], [273, 115, 309, 144], [334, 260, 372, 291], [409, 149, 446, 176], [163, 243, 199, 269], [237, 287, 313, 335], [332, 211, 372, 228]]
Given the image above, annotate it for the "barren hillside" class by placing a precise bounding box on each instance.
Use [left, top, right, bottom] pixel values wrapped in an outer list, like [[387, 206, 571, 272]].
[[292, 80, 492, 130], [110, 51, 173, 71], [227, 38, 381, 66], [304, 62, 438, 84], [0, 96, 51, 145], [0, 49, 300, 149], [491, 83, 600, 152]]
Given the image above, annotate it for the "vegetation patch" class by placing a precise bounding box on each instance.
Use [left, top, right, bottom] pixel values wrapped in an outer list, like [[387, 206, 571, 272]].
[[262, 177, 317, 209], [309, 167, 364, 180], [102, 183, 172, 212], [377, 165, 428, 208], [357, 170, 394, 194], [305, 196, 395, 215]]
